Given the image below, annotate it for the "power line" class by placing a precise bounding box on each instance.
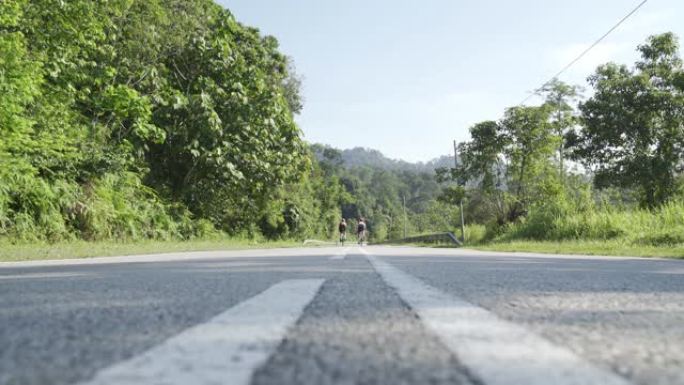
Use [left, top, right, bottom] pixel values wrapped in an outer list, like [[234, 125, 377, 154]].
[[520, 0, 649, 105]]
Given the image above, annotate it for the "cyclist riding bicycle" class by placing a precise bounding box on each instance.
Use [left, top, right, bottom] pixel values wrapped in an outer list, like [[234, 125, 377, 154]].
[[338, 218, 347, 245], [357, 218, 367, 245]]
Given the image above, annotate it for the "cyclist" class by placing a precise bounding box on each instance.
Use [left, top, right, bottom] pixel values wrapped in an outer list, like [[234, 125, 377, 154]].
[[338, 218, 347, 245], [357, 217, 367, 245]]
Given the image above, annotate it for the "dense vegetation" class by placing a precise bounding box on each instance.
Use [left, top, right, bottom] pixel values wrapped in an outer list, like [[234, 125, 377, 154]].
[[0, 0, 335, 242], [0, 0, 452, 244], [4, 0, 684, 254], [312, 145, 462, 241], [447, 33, 684, 249]]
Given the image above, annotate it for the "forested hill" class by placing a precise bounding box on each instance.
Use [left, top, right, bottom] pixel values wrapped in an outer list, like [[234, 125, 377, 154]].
[[311, 145, 453, 174]]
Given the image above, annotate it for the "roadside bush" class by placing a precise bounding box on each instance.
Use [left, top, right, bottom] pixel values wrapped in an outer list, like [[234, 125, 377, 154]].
[[464, 224, 487, 244], [75, 172, 186, 241], [0, 173, 78, 242], [491, 198, 684, 247]]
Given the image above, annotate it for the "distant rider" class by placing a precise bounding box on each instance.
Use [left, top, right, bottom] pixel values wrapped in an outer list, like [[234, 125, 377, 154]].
[[338, 218, 347, 245], [357, 218, 367, 245]]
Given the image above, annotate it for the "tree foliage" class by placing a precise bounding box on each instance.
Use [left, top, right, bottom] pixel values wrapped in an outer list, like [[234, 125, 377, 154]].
[[448, 33, 684, 246], [574, 33, 684, 207], [0, 0, 321, 241], [312, 144, 449, 240], [539, 79, 582, 180], [449, 105, 560, 225], [456, 121, 506, 193]]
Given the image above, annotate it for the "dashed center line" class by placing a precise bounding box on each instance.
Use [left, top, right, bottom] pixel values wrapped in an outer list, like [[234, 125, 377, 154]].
[[361, 249, 632, 385], [79, 279, 324, 385]]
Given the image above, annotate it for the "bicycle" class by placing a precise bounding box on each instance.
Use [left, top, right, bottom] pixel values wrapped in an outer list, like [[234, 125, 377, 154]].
[[357, 230, 367, 245]]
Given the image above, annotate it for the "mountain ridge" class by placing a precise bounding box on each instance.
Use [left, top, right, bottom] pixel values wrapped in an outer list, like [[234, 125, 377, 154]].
[[311, 144, 453, 174]]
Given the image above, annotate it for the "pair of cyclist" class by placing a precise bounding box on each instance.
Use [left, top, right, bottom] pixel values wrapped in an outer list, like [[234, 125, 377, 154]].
[[338, 218, 366, 245]]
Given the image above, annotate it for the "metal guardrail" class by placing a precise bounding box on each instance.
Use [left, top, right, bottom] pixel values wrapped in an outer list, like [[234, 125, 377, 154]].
[[378, 232, 463, 247]]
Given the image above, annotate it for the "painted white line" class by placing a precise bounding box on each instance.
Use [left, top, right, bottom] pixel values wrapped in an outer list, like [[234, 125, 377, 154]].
[[0, 247, 347, 268], [329, 247, 351, 260], [0, 272, 92, 280], [80, 279, 324, 385], [362, 250, 632, 385]]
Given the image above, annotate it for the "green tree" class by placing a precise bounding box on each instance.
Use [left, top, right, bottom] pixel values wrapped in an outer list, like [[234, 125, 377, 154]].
[[500, 105, 558, 221], [143, 7, 309, 232], [456, 121, 507, 193], [575, 33, 684, 207], [539, 79, 582, 181], [282, 57, 304, 115], [454, 121, 509, 224]]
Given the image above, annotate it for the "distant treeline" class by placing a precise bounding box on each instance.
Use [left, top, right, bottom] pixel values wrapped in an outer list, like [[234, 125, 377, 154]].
[[328, 147, 454, 174], [311, 144, 463, 240]]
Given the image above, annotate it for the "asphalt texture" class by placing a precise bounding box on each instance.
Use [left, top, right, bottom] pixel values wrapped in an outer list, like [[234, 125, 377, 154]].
[[1, 246, 682, 385], [367, 247, 684, 385], [251, 254, 476, 385]]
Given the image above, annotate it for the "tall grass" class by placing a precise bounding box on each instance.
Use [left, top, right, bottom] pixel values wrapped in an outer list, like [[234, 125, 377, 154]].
[[0, 171, 219, 243], [464, 224, 488, 244], [498, 200, 684, 247]]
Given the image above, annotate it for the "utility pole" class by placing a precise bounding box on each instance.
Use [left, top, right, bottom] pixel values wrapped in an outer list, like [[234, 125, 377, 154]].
[[402, 195, 407, 238], [454, 140, 465, 243]]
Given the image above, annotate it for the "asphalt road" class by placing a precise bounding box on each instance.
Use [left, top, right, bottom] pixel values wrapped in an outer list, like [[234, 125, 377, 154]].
[[0, 246, 682, 385]]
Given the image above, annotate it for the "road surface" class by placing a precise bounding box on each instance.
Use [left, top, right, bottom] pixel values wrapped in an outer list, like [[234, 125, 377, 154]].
[[1, 246, 682, 385]]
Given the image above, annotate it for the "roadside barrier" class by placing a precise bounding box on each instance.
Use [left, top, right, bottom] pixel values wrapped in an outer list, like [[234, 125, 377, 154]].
[[377, 232, 463, 247]]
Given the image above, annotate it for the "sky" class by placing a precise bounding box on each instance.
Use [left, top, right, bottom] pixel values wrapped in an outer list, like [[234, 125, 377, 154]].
[[219, 0, 684, 162]]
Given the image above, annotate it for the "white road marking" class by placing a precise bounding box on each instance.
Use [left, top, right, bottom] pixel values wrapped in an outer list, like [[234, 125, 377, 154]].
[[79, 279, 324, 385], [329, 247, 351, 260], [0, 247, 346, 268], [0, 272, 92, 280], [362, 249, 632, 385]]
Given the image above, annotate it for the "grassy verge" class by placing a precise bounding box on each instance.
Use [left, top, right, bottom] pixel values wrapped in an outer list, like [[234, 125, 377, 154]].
[[436, 214, 684, 259], [389, 225, 684, 259], [0, 238, 303, 263], [471, 240, 684, 259]]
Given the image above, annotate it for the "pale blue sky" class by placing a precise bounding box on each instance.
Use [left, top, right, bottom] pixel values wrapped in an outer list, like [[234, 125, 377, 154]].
[[219, 0, 684, 162]]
